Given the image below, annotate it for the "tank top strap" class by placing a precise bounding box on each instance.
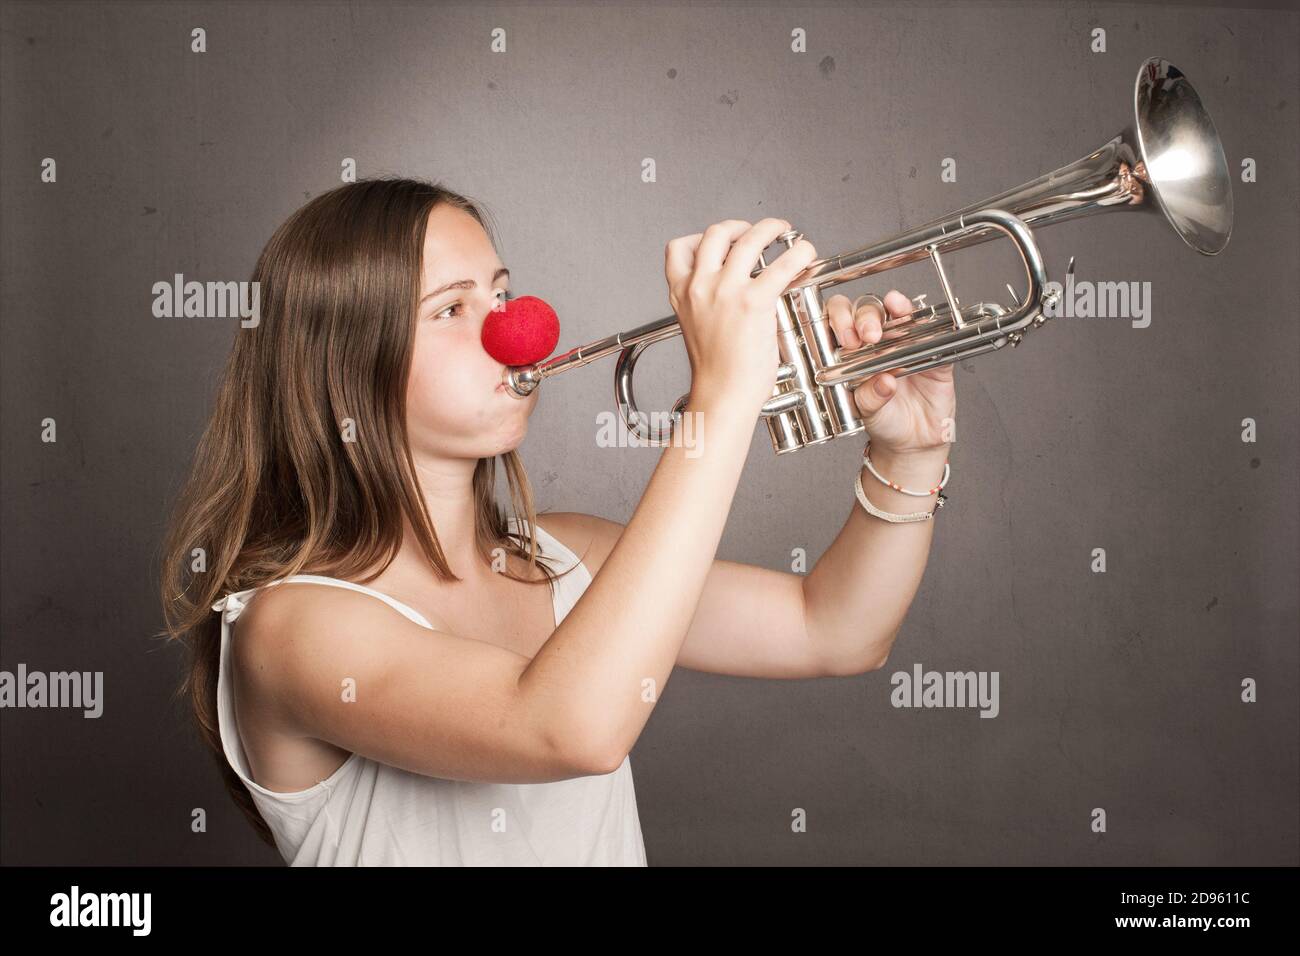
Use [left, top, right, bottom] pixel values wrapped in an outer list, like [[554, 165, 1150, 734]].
[[212, 575, 435, 630], [507, 514, 581, 573], [507, 515, 593, 625], [209, 519, 591, 631]]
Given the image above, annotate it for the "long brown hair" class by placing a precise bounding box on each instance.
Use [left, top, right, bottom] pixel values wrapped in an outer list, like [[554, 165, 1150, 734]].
[[158, 177, 579, 848]]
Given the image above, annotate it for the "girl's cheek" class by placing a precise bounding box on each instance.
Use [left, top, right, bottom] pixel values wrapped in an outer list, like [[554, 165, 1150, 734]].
[[408, 357, 476, 424]]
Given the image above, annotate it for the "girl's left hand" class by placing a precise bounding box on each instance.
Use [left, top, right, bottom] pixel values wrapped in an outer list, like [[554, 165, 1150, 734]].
[[824, 289, 956, 455]]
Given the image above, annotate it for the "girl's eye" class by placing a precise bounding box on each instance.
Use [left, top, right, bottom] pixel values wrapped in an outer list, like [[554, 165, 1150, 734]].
[[434, 290, 513, 321]]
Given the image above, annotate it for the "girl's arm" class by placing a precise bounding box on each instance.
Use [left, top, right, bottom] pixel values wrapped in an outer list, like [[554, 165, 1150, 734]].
[[539, 443, 945, 682], [518, 391, 761, 767], [798, 443, 950, 672]]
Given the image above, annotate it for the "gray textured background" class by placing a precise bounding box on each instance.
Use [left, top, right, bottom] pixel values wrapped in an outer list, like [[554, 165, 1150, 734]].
[[2, 0, 1296, 866]]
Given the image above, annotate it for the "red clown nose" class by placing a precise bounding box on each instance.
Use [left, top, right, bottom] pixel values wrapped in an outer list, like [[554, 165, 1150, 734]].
[[481, 295, 561, 366]]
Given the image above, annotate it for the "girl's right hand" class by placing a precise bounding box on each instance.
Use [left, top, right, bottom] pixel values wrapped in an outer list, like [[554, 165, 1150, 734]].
[[664, 218, 818, 414]]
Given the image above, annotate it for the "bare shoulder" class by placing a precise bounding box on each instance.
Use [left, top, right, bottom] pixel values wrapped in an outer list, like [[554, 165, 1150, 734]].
[[230, 581, 422, 729], [235, 579, 401, 652], [533, 511, 625, 577]]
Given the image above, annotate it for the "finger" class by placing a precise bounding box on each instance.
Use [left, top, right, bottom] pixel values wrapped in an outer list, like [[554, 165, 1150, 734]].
[[855, 372, 898, 416], [876, 289, 918, 342], [719, 217, 795, 285], [665, 233, 704, 306], [750, 236, 818, 302], [882, 289, 914, 320], [665, 233, 703, 282], [824, 294, 861, 349], [851, 294, 885, 345], [695, 220, 755, 275]]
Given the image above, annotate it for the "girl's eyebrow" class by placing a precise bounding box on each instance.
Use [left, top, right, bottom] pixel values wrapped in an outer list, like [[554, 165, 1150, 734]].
[[420, 267, 510, 305]]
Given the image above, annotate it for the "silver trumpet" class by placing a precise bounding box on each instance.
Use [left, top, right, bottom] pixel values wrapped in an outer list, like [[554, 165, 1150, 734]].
[[501, 57, 1233, 455]]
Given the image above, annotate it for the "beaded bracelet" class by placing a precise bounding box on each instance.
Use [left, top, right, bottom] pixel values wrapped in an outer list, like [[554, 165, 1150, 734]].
[[863, 440, 950, 497]]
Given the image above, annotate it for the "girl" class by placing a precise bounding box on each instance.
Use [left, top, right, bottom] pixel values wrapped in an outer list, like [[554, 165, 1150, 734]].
[[160, 177, 954, 865]]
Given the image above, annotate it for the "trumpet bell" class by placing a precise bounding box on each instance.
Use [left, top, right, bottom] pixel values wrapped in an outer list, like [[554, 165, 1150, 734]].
[[1135, 57, 1233, 256]]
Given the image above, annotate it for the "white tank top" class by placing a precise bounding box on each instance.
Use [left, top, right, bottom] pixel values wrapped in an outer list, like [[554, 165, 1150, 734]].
[[212, 516, 647, 866]]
